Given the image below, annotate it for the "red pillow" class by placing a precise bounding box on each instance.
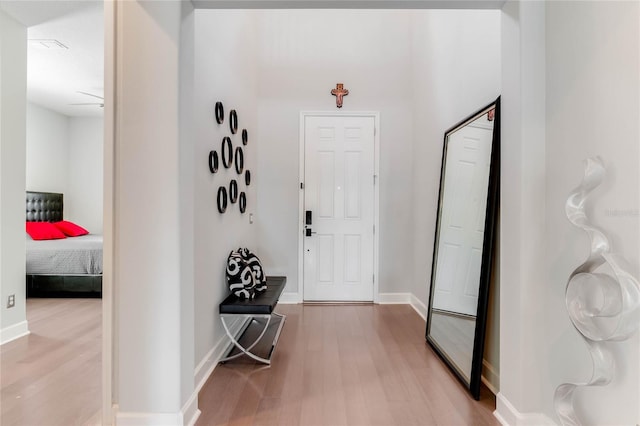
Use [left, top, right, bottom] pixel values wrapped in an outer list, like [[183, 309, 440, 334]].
[[53, 221, 89, 237], [26, 222, 67, 240]]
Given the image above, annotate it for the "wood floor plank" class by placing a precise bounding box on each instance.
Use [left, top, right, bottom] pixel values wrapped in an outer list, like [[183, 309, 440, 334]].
[[198, 304, 498, 426], [1, 298, 102, 426]]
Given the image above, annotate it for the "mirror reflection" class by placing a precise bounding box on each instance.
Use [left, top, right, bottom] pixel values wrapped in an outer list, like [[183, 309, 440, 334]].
[[426, 98, 499, 399]]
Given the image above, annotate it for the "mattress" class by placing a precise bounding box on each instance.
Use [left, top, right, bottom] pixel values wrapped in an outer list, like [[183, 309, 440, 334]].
[[26, 234, 103, 275]]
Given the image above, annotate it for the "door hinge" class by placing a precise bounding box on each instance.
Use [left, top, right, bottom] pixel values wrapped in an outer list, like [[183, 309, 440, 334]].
[[373, 224, 375, 234], [373, 274, 375, 283], [300, 182, 304, 189]]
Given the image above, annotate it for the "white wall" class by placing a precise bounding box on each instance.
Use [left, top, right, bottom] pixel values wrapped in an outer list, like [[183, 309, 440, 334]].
[[410, 10, 501, 304], [25, 103, 103, 233], [67, 117, 103, 233], [26, 102, 69, 194], [498, 1, 549, 421], [255, 10, 415, 295], [114, 1, 196, 420], [498, 2, 640, 425], [0, 9, 28, 344], [543, 1, 639, 424], [192, 10, 259, 376]]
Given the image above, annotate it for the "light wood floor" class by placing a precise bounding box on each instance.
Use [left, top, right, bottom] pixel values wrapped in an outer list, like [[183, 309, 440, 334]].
[[1, 301, 497, 426], [197, 304, 498, 426], [1, 298, 102, 426]]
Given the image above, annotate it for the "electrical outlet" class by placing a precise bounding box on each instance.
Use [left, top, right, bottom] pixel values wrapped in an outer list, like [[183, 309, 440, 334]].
[[7, 294, 15, 308]]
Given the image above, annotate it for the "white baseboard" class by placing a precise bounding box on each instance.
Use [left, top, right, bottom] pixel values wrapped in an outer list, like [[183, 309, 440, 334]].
[[194, 316, 251, 392], [113, 391, 201, 426], [494, 392, 556, 426], [114, 410, 184, 426], [482, 359, 499, 395], [378, 292, 411, 304], [409, 294, 428, 320], [181, 391, 200, 426], [0, 320, 29, 345], [278, 292, 301, 304]]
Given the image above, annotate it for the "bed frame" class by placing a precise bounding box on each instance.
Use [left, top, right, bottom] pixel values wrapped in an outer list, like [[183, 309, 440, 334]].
[[26, 191, 102, 298]]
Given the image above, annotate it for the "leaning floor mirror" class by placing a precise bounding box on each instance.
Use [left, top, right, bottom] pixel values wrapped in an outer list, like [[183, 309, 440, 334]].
[[425, 97, 500, 400]]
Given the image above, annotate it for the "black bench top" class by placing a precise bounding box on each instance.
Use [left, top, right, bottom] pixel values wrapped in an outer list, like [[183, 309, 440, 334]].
[[219, 276, 287, 315]]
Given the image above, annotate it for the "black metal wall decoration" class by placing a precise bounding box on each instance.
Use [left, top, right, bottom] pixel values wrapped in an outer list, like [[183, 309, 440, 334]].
[[229, 180, 238, 203], [215, 102, 224, 124], [229, 110, 238, 134], [210, 102, 251, 215], [222, 137, 233, 168], [235, 147, 244, 174], [208, 150, 219, 173], [217, 186, 228, 213], [239, 192, 246, 213]]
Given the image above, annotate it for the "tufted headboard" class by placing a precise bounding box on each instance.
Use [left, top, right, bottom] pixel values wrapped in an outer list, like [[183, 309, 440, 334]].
[[26, 191, 63, 222]]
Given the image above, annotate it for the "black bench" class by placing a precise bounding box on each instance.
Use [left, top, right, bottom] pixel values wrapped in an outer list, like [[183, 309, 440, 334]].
[[219, 276, 286, 365]]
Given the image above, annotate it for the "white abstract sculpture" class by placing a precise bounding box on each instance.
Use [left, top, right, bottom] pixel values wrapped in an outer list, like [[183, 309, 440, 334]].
[[554, 157, 640, 425]]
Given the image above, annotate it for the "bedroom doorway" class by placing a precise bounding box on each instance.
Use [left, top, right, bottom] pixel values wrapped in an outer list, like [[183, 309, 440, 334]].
[[13, 1, 107, 424]]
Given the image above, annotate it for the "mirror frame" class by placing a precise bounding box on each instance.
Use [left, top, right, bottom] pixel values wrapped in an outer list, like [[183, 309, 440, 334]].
[[425, 96, 500, 400]]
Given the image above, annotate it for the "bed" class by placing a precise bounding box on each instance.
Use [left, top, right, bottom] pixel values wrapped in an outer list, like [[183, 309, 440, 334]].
[[26, 191, 102, 298]]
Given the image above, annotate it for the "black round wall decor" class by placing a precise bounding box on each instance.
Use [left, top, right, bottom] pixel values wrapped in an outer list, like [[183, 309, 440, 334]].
[[208, 150, 219, 173], [229, 180, 238, 203], [229, 110, 238, 134], [239, 192, 247, 213], [244, 170, 251, 186], [215, 102, 224, 124], [221, 137, 233, 168], [242, 129, 248, 145], [217, 186, 228, 213], [235, 146, 244, 174], [216, 102, 224, 124]]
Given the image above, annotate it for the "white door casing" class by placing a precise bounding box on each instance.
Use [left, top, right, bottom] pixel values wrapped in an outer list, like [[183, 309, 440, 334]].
[[432, 120, 494, 316], [300, 113, 377, 302]]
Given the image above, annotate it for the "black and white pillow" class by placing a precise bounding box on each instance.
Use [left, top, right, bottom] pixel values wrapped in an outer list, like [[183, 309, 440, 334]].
[[226, 250, 256, 299], [238, 248, 266, 293]]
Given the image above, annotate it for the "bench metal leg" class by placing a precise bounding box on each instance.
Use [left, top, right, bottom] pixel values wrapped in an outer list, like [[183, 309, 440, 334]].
[[219, 313, 286, 365]]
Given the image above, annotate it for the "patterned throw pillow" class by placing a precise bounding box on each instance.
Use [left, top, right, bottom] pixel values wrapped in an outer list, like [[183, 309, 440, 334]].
[[226, 250, 256, 299], [238, 248, 267, 293]]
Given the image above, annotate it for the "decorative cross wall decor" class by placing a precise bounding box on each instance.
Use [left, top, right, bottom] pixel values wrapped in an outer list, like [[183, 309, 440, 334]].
[[331, 83, 349, 108]]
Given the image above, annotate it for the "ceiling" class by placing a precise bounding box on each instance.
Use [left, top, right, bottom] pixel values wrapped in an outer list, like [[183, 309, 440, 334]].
[[0, 1, 104, 117], [0, 0, 505, 118]]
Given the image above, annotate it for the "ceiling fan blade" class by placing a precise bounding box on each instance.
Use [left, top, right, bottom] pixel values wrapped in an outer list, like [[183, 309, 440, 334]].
[[76, 91, 104, 100], [70, 102, 104, 107]]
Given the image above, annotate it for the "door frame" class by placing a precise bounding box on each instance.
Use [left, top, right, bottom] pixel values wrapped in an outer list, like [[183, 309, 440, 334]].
[[297, 111, 380, 303]]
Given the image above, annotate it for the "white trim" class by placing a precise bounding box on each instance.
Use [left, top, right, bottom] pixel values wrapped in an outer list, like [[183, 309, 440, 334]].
[[494, 393, 556, 426], [378, 292, 411, 304], [481, 359, 499, 395], [181, 392, 201, 426], [114, 410, 184, 426], [410, 293, 428, 320], [0, 321, 29, 345], [298, 111, 380, 303], [113, 398, 200, 426], [103, 0, 116, 424], [278, 292, 302, 304], [194, 317, 251, 393]]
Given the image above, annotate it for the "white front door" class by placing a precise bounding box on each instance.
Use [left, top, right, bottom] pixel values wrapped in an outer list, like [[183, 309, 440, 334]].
[[432, 120, 494, 316], [302, 115, 375, 302]]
